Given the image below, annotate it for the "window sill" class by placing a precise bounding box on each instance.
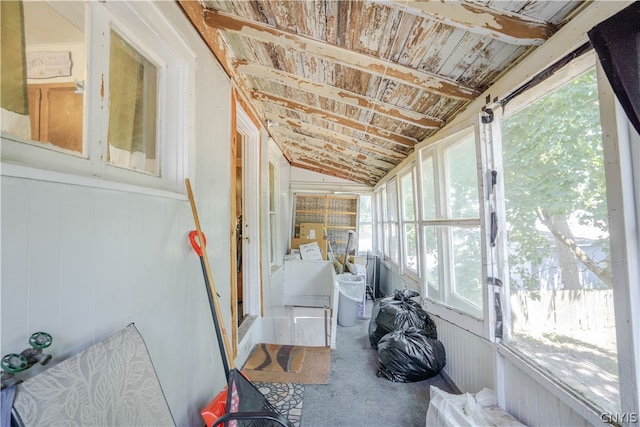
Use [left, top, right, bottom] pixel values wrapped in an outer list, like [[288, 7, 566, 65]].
[[497, 343, 611, 426], [380, 258, 399, 272], [423, 298, 486, 338], [1, 162, 187, 201]]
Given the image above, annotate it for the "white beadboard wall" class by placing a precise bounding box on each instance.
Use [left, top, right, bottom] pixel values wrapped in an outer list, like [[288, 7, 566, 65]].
[[502, 356, 592, 427], [432, 315, 592, 426], [432, 315, 496, 394], [0, 3, 236, 425]]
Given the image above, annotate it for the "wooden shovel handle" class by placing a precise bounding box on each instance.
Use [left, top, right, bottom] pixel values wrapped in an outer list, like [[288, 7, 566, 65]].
[[185, 178, 235, 370]]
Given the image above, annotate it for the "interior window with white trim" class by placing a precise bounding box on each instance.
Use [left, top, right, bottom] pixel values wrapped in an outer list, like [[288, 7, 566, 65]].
[[418, 129, 482, 318], [108, 29, 158, 175], [1, 1, 86, 155], [1, 1, 188, 192], [499, 55, 619, 414]]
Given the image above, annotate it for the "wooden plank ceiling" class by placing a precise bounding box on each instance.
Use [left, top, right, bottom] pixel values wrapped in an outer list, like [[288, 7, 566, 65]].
[[178, 0, 585, 186]]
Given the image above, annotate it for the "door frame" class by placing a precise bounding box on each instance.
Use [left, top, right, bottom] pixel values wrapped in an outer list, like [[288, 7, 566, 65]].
[[231, 99, 261, 352]]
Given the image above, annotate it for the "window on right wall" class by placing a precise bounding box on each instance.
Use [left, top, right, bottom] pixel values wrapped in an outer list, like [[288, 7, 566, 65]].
[[500, 54, 619, 414], [419, 128, 482, 319]]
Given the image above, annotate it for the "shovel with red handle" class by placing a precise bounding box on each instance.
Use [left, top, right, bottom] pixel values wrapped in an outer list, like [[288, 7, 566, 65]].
[[188, 230, 230, 381]]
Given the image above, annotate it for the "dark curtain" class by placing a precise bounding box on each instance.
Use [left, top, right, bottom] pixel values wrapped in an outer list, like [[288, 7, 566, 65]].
[[588, 2, 640, 136]]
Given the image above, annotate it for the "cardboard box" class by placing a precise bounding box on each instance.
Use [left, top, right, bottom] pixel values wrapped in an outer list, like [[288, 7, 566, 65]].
[[349, 255, 367, 265], [299, 242, 323, 261], [291, 238, 328, 260], [300, 223, 325, 240]]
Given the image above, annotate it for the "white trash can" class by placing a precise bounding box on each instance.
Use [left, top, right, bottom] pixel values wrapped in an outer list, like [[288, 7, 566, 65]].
[[336, 273, 365, 327]]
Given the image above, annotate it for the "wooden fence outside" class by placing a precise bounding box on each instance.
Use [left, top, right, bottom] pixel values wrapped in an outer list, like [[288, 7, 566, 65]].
[[510, 289, 616, 333]]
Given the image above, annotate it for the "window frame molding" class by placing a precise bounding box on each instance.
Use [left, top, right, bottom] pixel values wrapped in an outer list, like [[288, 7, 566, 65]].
[[267, 152, 280, 269], [1, 0, 194, 194], [417, 125, 489, 337]]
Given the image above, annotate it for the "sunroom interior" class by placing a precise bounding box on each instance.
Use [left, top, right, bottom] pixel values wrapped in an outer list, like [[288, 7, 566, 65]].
[[1, 1, 639, 426]]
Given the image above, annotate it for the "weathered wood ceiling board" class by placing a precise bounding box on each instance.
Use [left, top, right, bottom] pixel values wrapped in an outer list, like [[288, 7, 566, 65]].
[[179, 0, 586, 186]]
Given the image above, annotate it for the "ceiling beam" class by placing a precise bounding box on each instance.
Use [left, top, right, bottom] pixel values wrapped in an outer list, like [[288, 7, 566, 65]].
[[264, 112, 408, 160], [204, 9, 478, 101], [254, 91, 417, 148], [285, 142, 388, 177], [291, 158, 378, 186], [290, 161, 371, 185], [235, 60, 442, 129], [177, 2, 265, 127], [272, 127, 397, 170], [377, 0, 555, 46]]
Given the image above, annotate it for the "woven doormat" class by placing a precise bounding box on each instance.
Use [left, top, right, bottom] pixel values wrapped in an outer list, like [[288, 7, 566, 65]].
[[243, 344, 306, 373], [243, 344, 330, 384]]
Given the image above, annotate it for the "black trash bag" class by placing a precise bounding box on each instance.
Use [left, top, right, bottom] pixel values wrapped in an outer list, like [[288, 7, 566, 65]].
[[368, 300, 424, 346], [393, 288, 420, 301], [368, 296, 437, 348], [368, 294, 397, 347], [368, 290, 422, 339], [368, 296, 399, 347], [376, 327, 446, 383]]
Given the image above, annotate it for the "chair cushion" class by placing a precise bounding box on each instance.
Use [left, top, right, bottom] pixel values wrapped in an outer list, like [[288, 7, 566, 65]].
[[13, 324, 175, 426]]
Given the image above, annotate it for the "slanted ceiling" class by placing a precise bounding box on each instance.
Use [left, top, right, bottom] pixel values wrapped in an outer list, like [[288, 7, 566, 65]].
[[178, 0, 585, 186]]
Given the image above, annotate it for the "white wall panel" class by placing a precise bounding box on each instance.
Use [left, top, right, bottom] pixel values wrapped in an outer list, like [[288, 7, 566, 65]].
[[57, 185, 96, 358], [379, 261, 407, 297], [502, 356, 591, 427], [431, 316, 593, 426], [433, 316, 495, 394], [1, 179, 30, 348], [26, 181, 62, 335]]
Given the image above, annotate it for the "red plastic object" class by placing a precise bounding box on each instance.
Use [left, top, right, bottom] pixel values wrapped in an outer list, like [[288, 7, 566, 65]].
[[189, 230, 207, 257], [201, 387, 228, 427]]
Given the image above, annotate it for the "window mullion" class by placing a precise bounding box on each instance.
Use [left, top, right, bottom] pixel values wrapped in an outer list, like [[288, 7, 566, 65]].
[[435, 148, 452, 305], [416, 157, 427, 296], [87, 3, 109, 178], [439, 225, 451, 306], [486, 108, 511, 343]]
